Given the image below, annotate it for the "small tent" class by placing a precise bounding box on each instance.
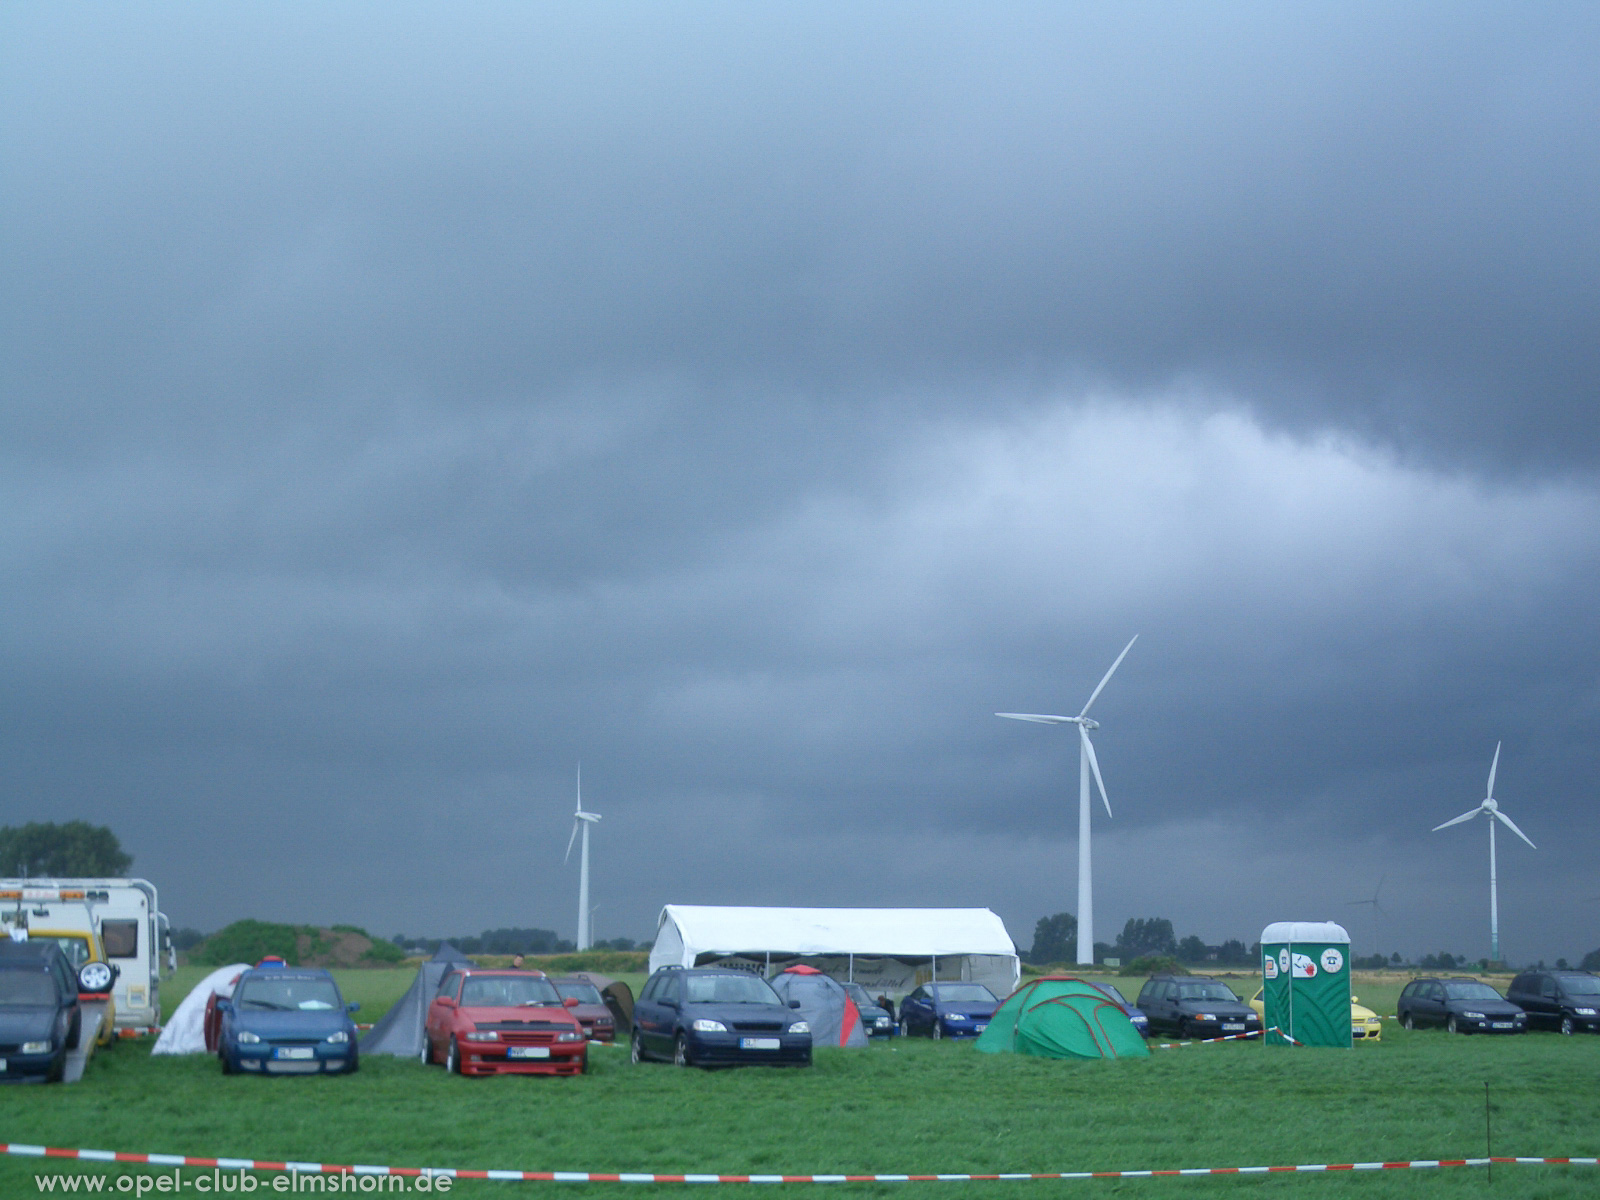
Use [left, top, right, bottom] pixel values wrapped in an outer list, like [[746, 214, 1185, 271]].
[[767, 965, 869, 1048], [565, 971, 636, 1035], [360, 943, 472, 1057], [975, 977, 1149, 1059], [151, 963, 251, 1055]]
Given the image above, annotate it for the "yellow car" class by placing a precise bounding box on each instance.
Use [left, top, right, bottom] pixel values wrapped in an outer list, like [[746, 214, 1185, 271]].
[[1248, 989, 1382, 1042], [25, 928, 119, 1047]]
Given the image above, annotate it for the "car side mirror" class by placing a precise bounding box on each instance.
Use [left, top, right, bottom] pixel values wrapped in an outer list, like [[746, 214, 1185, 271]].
[[215, 998, 233, 1014], [437, 997, 455, 1008], [563, 997, 580, 1008], [347, 1002, 361, 1013], [660, 997, 677, 1009], [77, 962, 117, 995], [1351, 996, 1359, 1004], [789, 1000, 801, 1009]]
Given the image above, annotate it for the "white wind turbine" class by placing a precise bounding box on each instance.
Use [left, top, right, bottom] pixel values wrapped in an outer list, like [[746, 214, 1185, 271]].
[[1431, 742, 1535, 963], [564, 764, 602, 952], [997, 635, 1138, 966]]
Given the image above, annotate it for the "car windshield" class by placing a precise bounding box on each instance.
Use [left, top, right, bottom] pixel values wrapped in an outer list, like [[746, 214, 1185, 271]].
[[236, 976, 343, 1011], [1443, 982, 1502, 1001], [31, 936, 91, 968], [0, 969, 57, 1006], [1557, 976, 1600, 995], [843, 984, 876, 1007], [462, 976, 563, 1007], [1176, 983, 1239, 1002], [684, 974, 782, 1005], [554, 981, 603, 1005], [930, 984, 997, 1003]]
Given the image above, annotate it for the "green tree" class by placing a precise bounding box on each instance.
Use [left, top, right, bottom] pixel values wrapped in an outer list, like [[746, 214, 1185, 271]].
[[1176, 935, 1208, 963], [1028, 912, 1077, 964], [0, 821, 132, 877], [1114, 917, 1177, 960]]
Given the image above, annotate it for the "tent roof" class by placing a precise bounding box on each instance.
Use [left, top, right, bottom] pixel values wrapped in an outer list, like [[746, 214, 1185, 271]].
[[656, 906, 1016, 957], [1260, 921, 1349, 944]]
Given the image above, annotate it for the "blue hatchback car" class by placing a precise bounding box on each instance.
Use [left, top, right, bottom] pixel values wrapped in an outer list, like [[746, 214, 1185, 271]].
[[897, 982, 999, 1038], [631, 967, 812, 1068], [216, 966, 360, 1075]]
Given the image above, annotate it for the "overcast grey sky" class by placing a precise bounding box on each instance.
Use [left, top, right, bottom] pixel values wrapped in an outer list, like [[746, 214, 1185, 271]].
[[3, 3, 1596, 965]]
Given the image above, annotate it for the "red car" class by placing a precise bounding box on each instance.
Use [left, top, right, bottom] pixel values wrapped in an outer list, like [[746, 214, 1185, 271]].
[[552, 976, 616, 1042], [421, 968, 587, 1076]]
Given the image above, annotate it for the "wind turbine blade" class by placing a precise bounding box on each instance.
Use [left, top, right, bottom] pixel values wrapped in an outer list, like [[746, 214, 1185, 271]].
[[1079, 635, 1138, 718], [1080, 726, 1112, 818], [1493, 809, 1536, 850], [1485, 742, 1500, 800], [563, 820, 579, 864], [1431, 807, 1482, 831], [995, 712, 1073, 723], [575, 762, 583, 815]]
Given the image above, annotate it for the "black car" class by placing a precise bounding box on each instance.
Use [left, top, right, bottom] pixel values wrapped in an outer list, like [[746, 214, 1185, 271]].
[[1505, 970, 1600, 1035], [1135, 975, 1261, 1039], [896, 982, 999, 1038], [1396, 977, 1526, 1034], [841, 983, 896, 1038], [0, 940, 113, 1082], [631, 967, 811, 1068]]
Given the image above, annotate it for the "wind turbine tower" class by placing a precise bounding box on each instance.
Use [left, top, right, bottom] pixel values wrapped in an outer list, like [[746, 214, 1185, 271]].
[[1431, 742, 1536, 963], [998, 635, 1138, 966], [564, 765, 603, 952]]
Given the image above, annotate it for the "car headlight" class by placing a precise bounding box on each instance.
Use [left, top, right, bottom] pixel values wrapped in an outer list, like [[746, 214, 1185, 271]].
[[1193, 1013, 1217, 1022], [21, 1040, 51, 1054], [691, 1018, 727, 1033], [464, 1031, 500, 1042], [236, 1031, 261, 1044], [1576, 1008, 1597, 1016], [326, 1030, 349, 1044], [945, 1013, 966, 1021], [556, 1030, 585, 1042], [1462, 1011, 1486, 1019], [789, 1021, 810, 1034]]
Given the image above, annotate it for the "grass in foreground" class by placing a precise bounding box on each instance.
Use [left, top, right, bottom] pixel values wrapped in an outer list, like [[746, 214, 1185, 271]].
[[2, 1024, 1596, 1197]]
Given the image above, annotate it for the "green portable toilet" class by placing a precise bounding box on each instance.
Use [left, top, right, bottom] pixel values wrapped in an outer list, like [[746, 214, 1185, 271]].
[[1260, 921, 1351, 1048], [975, 977, 1149, 1059]]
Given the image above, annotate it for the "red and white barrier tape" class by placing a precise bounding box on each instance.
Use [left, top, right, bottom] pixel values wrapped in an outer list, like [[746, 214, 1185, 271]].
[[3, 1143, 1596, 1183], [1149, 1030, 1262, 1050]]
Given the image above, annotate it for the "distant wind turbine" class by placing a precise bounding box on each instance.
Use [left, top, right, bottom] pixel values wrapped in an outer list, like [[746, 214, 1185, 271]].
[[1431, 742, 1535, 963], [564, 764, 602, 952], [1347, 874, 1387, 956], [997, 635, 1138, 967]]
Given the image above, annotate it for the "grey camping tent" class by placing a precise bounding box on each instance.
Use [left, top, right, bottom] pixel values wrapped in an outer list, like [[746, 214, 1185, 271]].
[[768, 965, 868, 1048], [359, 944, 472, 1056]]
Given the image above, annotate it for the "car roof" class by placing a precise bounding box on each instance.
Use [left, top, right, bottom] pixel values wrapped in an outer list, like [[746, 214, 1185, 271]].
[[241, 967, 334, 981], [458, 967, 549, 977], [0, 940, 68, 965]]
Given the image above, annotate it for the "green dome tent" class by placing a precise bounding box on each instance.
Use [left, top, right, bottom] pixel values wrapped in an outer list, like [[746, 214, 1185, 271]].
[[975, 977, 1149, 1060]]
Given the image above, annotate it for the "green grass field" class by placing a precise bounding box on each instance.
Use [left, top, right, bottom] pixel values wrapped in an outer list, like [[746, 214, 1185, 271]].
[[1, 969, 1592, 1196]]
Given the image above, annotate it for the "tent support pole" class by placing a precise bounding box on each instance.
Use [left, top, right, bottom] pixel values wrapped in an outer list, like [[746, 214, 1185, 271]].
[[764, 951, 770, 977], [848, 954, 854, 983]]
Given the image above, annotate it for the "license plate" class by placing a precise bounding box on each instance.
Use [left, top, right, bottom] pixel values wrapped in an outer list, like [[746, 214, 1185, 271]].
[[974, 1024, 987, 1033], [0, 1059, 6, 1071], [740, 1037, 780, 1050], [274, 1047, 315, 1060], [508, 1046, 550, 1059], [1491, 1022, 1513, 1029], [1222, 1023, 1245, 1031]]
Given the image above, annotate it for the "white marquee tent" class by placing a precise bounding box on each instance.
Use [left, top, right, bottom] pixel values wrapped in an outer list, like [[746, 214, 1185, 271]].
[[648, 906, 1019, 999]]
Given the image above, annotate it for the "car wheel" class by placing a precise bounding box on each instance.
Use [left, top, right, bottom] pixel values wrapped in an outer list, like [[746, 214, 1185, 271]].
[[47, 1049, 66, 1083], [674, 1033, 692, 1067], [220, 1049, 234, 1075], [1560, 1016, 1574, 1036], [1446, 1015, 1460, 1035], [1402, 1014, 1415, 1031], [899, 1017, 911, 1038], [419, 1032, 431, 1065], [931, 1021, 943, 1041], [630, 1030, 645, 1064], [446, 1036, 462, 1074]]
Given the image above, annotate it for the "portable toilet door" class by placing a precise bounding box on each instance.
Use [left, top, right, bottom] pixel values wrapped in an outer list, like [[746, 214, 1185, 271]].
[[1260, 922, 1351, 1048]]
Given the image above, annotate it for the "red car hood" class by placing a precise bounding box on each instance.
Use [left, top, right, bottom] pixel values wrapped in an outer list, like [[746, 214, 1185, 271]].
[[454, 1004, 579, 1026]]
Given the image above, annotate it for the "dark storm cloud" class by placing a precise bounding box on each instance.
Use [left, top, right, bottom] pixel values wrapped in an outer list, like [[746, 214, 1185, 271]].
[[2, 4, 1597, 962]]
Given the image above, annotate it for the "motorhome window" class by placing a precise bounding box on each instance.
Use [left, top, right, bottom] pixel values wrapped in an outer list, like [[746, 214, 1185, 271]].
[[101, 920, 139, 958]]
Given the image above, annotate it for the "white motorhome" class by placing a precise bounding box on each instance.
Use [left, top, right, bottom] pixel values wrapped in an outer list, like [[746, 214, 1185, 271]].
[[0, 879, 170, 1028]]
